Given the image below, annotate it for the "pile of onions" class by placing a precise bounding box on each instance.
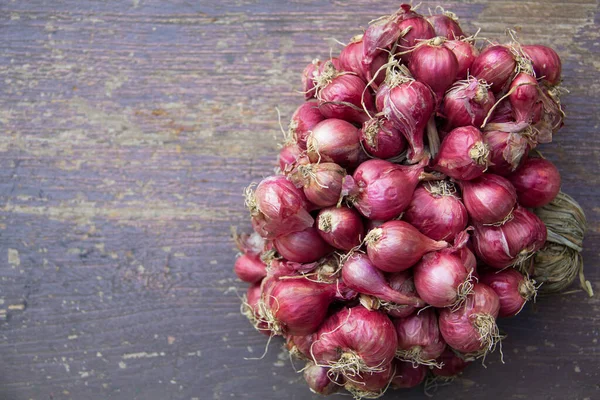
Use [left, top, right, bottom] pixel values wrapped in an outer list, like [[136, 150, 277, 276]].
[[233, 4, 586, 398]]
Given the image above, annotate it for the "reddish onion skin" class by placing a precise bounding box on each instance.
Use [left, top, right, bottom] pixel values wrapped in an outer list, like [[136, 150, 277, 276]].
[[293, 162, 346, 208], [438, 283, 500, 354], [311, 306, 398, 371], [344, 363, 394, 396], [340, 35, 387, 88], [523, 45, 562, 86], [234, 254, 267, 284], [444, 40, 478, 80], [262, 276, 338, 336], [427, 14, 465, 39], [458, 246, 477, 274], [413, 250, 471, 308], [362, 5, 411, 64], [396, 12, 436, 57], [472, 206, 547, 269], [471, 45, 516, 93], [408, 40, 459, 100], [507, 157, 561, 208], [302, 59, 320, 99], [484, 130, 530, 176], [303, 363, 341, 395], [359, 117, 407, 159], [243, 283, 270, 335], [383, 80, 436, 162], [442, 78, 495, 130], [480, 269, 536, 318], [249, 176, 314, 239], [432, 347, 471, 377], [342, 253, 425, 307], [289, 101, 325, 149], [316, 62, 375, 124], [433, 126, 490, 180], [386, 271, 420, 318], [394, 308, 447, 362], [306, 119, 364, 169], [273, 227, 333, 264], [278, 143, 305, 173], [349, 159, 425, 221], [285, 333, 315, 360], [459, 174, 517, 225], [366, 220, 449, 273], [316, 206, 364, 251], [403, 181, 468, 241], [391, 361, 427, 388], [509, 72, 540, 123]]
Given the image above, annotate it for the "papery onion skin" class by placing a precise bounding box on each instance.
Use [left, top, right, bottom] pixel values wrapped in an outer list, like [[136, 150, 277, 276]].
[[433, 126, 490, 180], [403, 181, 468, 242], [480, 268, 536, 318], [302, 59, 321, 99], [359, 117, 407, 159], [289, 101, 325, 149], [234, 254, 267, 284], [261, 276, 338, 336], [442, 78, 495, 130], [438, 283, 500, 354], [344, 363, 394, 397], [409, 38, 459, 100], [316, 62, 375, 124], [311, 305, 398, 371], [293, 162, 346, 208], [391, 360, 427, 389], [428, 14, 465, 39], [383, 80, 436, 163], [523, 44, 562, 86], [471, 45, 517, 93], [509, 72, 540, 123], [342, 253, 425, 307], [432, 347, 471, 377], [396, 11, 436, 58], [362, 4, 413, 64], [316, 206, 364, 251], [508, 157, 561, 208], [306, 118, 364, 169], [458, 174, 517, 225], [386, 271, 420, 318], [349, 159, 425, 221], [278, 142, 305, 174], [249, 176, 314, 239], [413, 250, 471, 308], [366, 220, 449, 273], [340, 35, 387, 88], [472, 205, 547, 269], [443, 39, 478, 80], [242, 283, 271, 335], [274, 227, 333, 264], [303, 362, 341, 395], [285, 333, 315, 360], [393, 308, 447, 362], [483, 130, 531, 176]]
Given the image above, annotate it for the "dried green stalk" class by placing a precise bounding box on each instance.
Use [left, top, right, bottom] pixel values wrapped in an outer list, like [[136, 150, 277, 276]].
[[533, 192, 592, 296]]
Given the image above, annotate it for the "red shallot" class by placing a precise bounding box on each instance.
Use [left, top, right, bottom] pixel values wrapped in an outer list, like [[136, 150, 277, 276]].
[[246, 176, 314, 239], [433, 125, 490, 180], [365, 220, 449, 272], [458, 174, 517, 225], [359, 117, 407, 160], [316, 206, 364, 251], [523, 44, 562, 86], [403, 180, 468, 242], [442, 77, 495, 130], [480, 268, 537, 317], [438, 283, 501, 356], [394, 308, 447, 365], [274, 227, 333, 264], [291, 162, 346, 208], [306, 118, 364, 169], [508, 157, 561, 208], [472, 205, 547, 269]]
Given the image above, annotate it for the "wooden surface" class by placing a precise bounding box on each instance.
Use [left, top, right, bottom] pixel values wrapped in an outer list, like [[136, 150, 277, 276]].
[[0, 1, 598, 399]]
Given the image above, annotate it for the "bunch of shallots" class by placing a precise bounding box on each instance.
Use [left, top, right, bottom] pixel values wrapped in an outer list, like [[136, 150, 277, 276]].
[[234, 4, 588, 398]]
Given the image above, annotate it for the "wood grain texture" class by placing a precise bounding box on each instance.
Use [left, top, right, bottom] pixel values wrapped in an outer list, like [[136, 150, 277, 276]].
[[0, 0, 598, 399]]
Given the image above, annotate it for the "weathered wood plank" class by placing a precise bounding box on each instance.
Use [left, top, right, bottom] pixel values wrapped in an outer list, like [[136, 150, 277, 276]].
[[0, 0, 598, 399]]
